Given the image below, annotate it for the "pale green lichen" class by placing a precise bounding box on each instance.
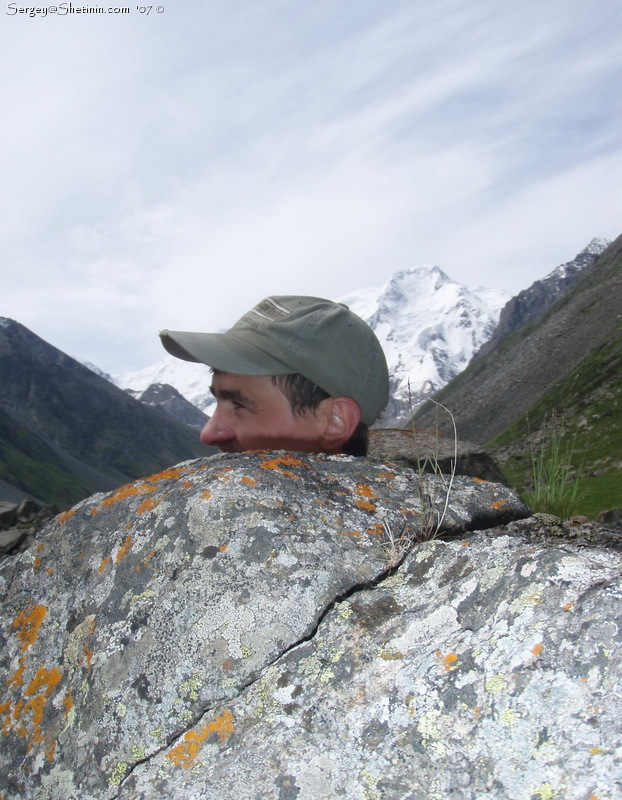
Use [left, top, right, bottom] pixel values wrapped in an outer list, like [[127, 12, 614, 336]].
[[131, 744, 146, 760], [360, 769, 382, 800], [336, 601, 353, 619], [130, 590, 155, 607], [486, 674, 509, 695], [115, 702, 127, 718], [377, 644, 404, 660], [530, 783, 557, 800], [299, 647, 344, 685], [509, 584, 544, 614], [179, 673, 203, 701], [418, 708, 443, 740], [108, 761, 129, 787], [500, 707, 521, 727]]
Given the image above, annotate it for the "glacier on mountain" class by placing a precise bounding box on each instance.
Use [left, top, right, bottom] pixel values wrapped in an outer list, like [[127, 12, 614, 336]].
[[339, 265, 509, 424]]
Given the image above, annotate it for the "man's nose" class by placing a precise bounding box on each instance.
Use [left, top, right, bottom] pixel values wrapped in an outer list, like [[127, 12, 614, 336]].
[[199, 413, 234, 447]]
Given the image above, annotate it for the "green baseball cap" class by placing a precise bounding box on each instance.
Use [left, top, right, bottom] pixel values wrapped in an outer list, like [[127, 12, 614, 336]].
[[159, 295, 389, 425]]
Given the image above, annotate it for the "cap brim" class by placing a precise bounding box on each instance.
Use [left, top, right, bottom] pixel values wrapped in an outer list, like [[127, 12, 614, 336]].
[[159, 330, 297, 376]]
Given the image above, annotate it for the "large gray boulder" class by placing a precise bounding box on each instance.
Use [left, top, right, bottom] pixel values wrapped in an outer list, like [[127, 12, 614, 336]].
[[1, 452, 620, 799]]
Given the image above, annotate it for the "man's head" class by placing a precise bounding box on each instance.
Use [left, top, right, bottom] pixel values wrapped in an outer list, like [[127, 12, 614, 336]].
[[160, 295, 389, 455]]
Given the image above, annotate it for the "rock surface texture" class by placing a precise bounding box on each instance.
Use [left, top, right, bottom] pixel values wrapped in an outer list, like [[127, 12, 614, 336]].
[[1, 453, 620, 799]]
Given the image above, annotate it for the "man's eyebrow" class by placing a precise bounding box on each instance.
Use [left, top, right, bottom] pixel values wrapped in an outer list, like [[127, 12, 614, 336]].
[[209, 385, 254, 405]]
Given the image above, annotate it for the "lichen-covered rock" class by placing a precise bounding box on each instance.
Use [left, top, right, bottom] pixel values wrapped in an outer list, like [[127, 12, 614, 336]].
[[3, 452, 618, 799]]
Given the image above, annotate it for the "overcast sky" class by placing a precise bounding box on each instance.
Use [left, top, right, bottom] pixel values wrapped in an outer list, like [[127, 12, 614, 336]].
[[2, 0, 621, 373]]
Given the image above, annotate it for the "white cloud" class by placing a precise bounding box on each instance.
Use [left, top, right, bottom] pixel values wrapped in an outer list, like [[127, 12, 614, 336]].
[[1, 0, 621, 371]]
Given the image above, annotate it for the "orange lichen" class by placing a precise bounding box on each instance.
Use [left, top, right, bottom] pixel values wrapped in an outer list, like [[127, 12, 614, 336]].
[[8, 656, 26, 690], [355, 499, 377, 512], [12, 605, 47, 653], [354, 484, 378, 512], [57, 508, 76, 524], [148, 465, 195, 482], [136, 497, 160, 515], [181, 480, 194, 489], [25, 665, 62, 698], [165, 709, 234, 768], [116, 535, 133, 563], [260, 454, 305, 479], [82, 619, 96, 670], [563, 602, 575, 612], [492, 500, 509, 509], [101, 481, 158, 510], [63, 691, 74, 718], [98, 557, 112, 573], [7, 664, 64, 754], [202, 489, 212, 499], [532, 643, 543, 657], [472, 477, 488, 484], [241, 476, 258, 486], [366, 523, 384, 537], [436, 651, 459, 672], [32, 557, 42, 572]]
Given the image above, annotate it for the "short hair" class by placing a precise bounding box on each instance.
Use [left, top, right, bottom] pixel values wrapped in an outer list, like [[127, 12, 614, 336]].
[[272, 373, 369, 456]]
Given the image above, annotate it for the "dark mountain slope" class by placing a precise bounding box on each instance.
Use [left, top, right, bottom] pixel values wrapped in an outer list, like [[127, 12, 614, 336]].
[[412, 232, 622, 445], [125, 383, 208, 430], [0, 318, 210, 506], [473, 237, 608, 362]]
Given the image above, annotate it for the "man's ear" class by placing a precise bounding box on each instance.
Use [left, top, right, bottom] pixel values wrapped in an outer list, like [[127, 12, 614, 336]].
[[319, 397, 361, 452]]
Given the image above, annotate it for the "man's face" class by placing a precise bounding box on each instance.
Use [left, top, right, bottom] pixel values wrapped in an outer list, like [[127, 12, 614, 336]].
[[200, 371, 328, 453]]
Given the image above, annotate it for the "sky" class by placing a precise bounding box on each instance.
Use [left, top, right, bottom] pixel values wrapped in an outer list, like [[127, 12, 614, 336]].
[[2, 0, 622, 374]]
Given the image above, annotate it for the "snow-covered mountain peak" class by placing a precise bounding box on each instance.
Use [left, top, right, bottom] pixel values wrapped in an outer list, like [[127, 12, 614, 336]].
[[339, 265, 510, 424], [547, 237, 610, 284], [582, 237, 610, 257]]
